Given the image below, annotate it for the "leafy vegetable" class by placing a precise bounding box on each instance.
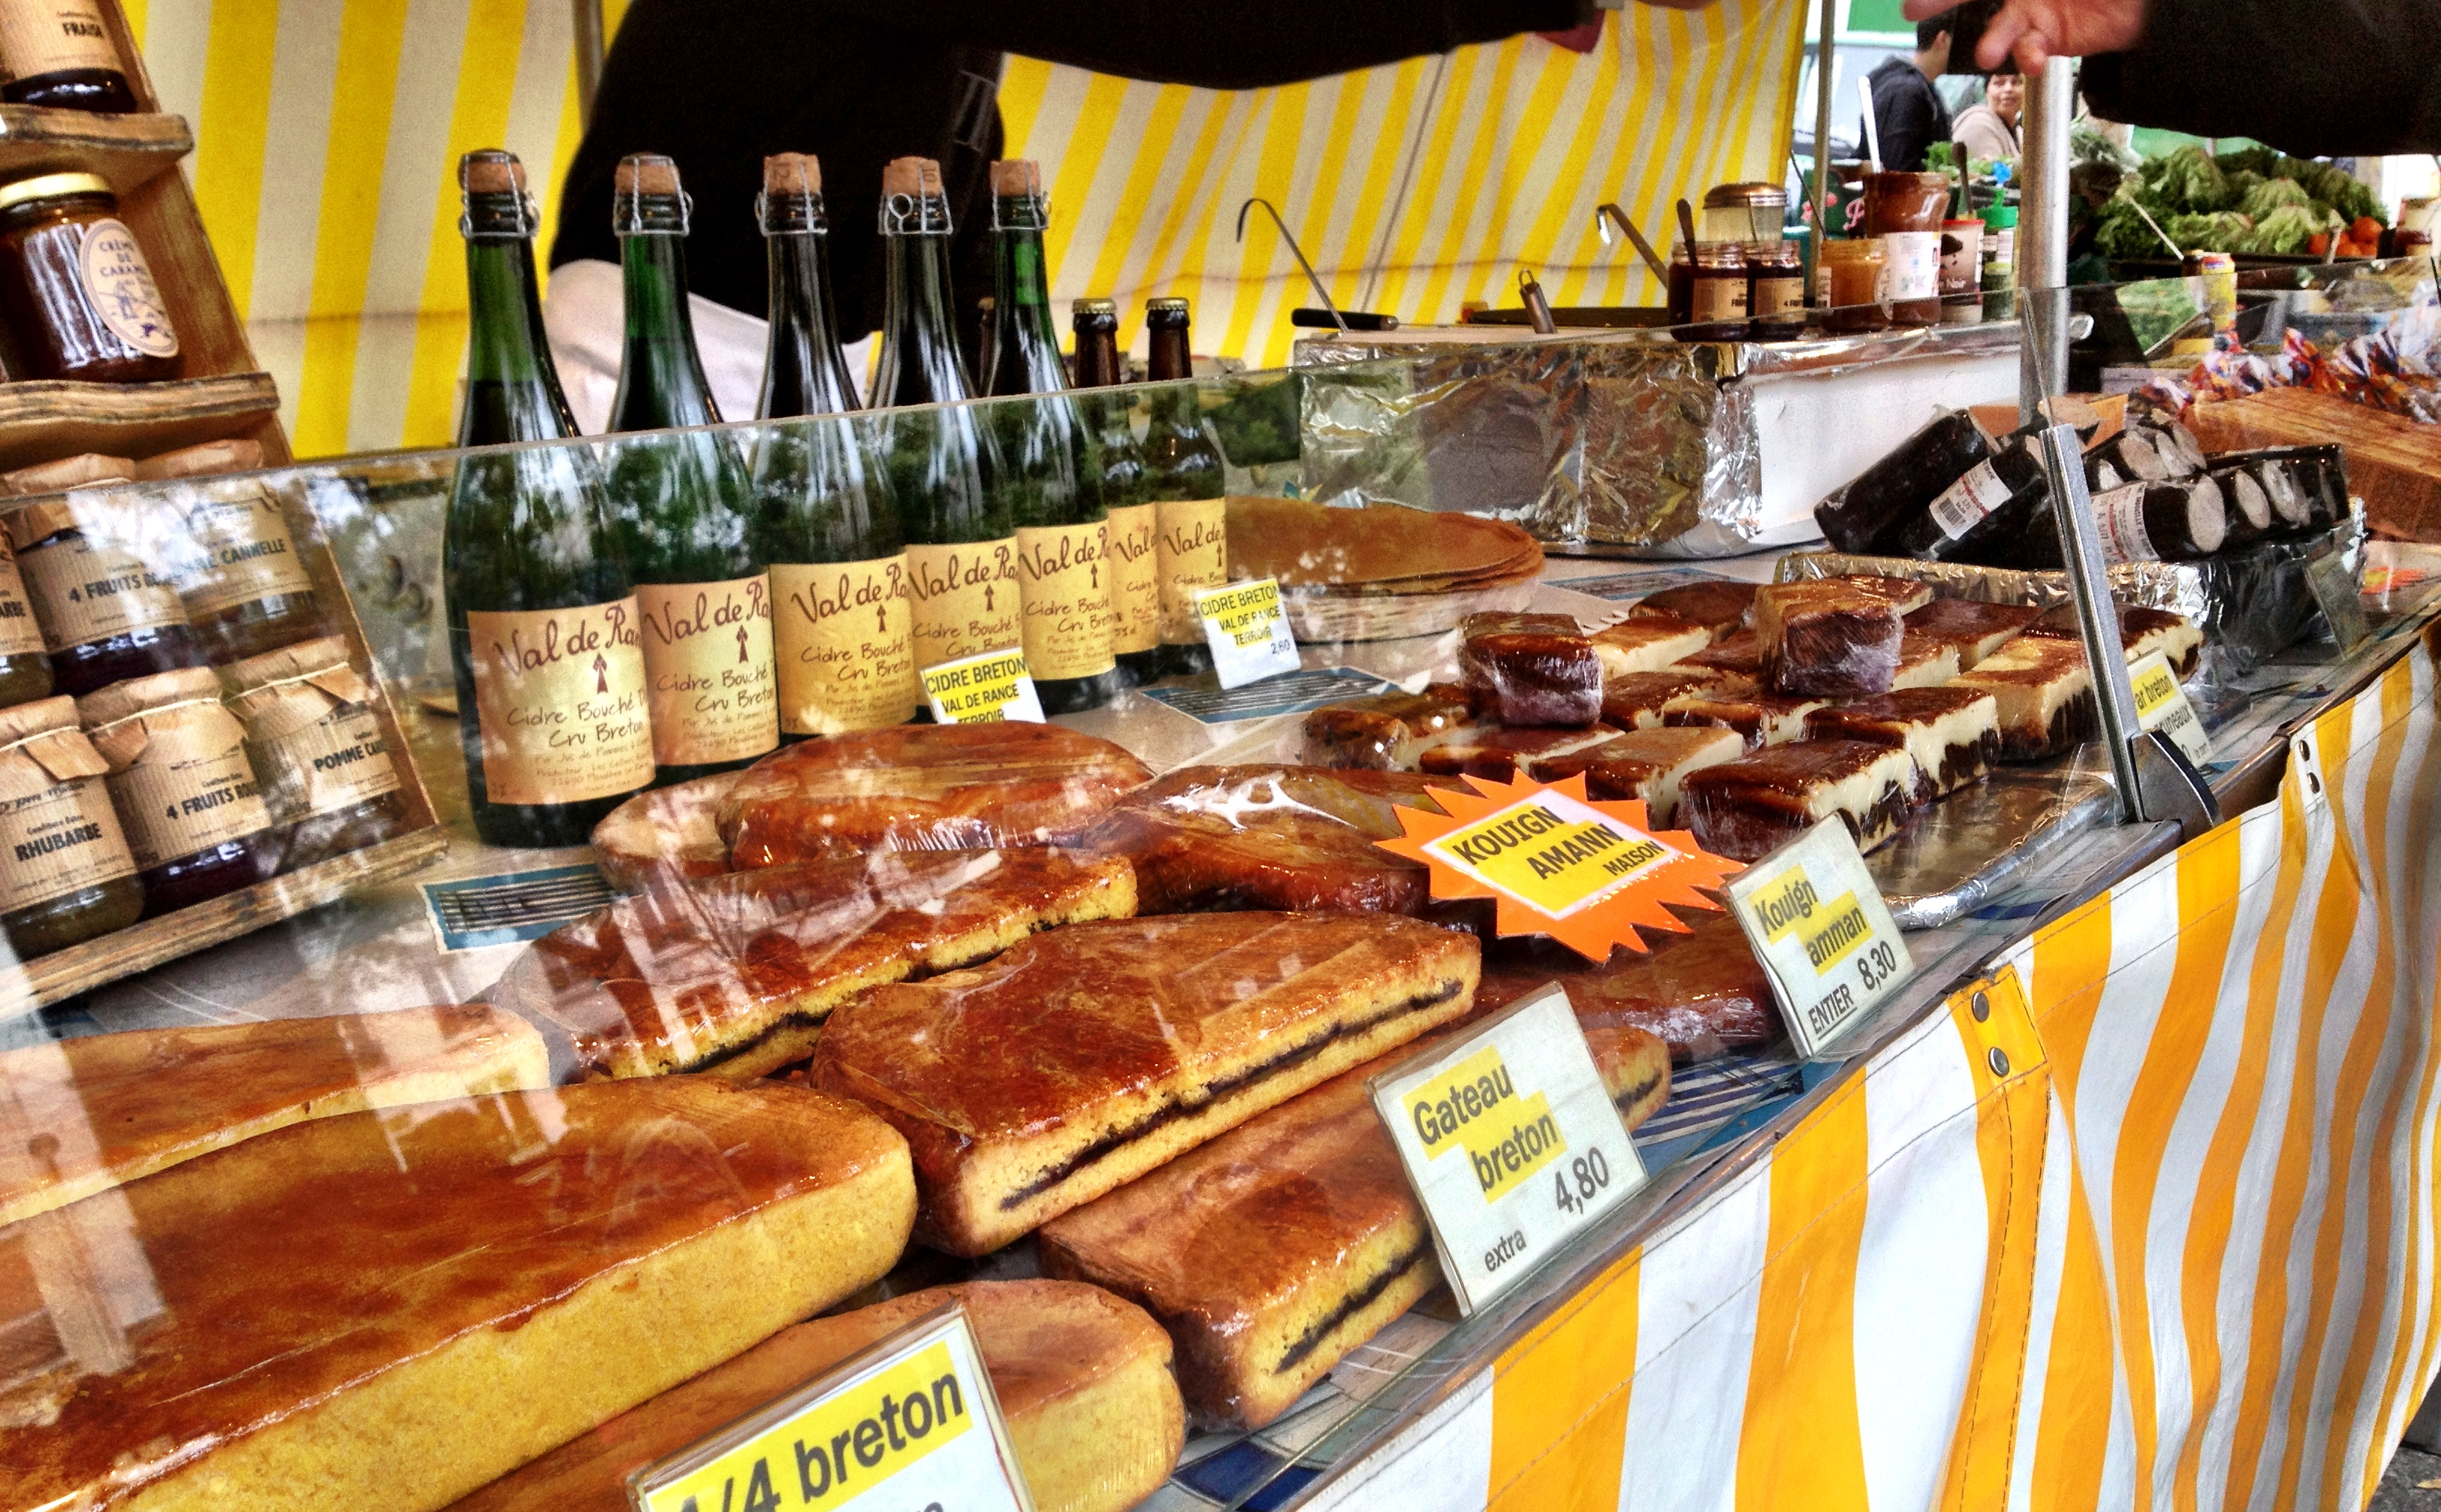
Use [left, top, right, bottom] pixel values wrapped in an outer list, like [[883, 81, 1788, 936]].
[[2247, 203, 2335, 254], [2145, 146, 2235, 213], [2240, 176, 2314, 219], [2074, 117, 2140, 173], [2214, 146, 2280, 179]]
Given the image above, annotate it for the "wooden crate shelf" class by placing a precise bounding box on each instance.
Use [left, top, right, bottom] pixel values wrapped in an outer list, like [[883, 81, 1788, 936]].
[[0, 106, 191, 195], [0, 369, 277, 469]]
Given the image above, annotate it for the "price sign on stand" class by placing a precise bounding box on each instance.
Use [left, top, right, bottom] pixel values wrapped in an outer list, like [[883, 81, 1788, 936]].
[[920, 647, 1044, 725], [1725, 816, 1915, 1061], [2128, 650, 2212, 766], [628, 1302, 1035, 1512], [1370, 986, 1648, 1315], [1194, 577, 1299, 689]]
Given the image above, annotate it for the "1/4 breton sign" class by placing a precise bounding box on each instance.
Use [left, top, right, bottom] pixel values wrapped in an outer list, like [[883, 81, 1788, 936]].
[[627, 1303, 1034, 1512]]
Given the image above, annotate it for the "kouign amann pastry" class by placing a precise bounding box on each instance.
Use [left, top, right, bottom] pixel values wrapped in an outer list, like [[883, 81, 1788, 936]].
[[1803, 686, 2000, 796], [0, 1006, 547, 1227], [811, 912, 1479, 1256], [449, 1281, 1182, 1512], [490, 849, 1134, 1080], [1298, 686, 1481, 770], [1680, 739, 1923, 860], [1458, 612, 1601, 727], [0, 1079, 913, 1512], [1953, 636, 2099, 760], [1631, 580, 1755, 639], [1525, 726, 1745, 827]]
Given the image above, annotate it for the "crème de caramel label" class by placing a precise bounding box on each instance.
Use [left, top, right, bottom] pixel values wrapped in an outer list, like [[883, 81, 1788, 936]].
[[1154, 497, 1226, 645], [636, 574, 779, 767], [1013, 521, 1115, 680], [467, 600, 654, 805], [1105, 503, 1159, 656], [905, 540, 1022, 670], [771, 556, 919, 734]]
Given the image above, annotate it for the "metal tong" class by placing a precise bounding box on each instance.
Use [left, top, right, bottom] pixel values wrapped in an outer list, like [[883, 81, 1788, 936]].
[[1593, 203, 1671, 286], [1237, 197, 1398, 331]]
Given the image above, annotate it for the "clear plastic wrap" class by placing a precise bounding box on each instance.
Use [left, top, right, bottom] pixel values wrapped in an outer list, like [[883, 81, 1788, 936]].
[[486, 847, 1136, 1081], [806, 912, 1481, 1256], [0, 1077, 911, 1512], [450, 1279, 1187, 1512], [1474, 908, 1781, 1064], [1458, 612, 1603, 726]]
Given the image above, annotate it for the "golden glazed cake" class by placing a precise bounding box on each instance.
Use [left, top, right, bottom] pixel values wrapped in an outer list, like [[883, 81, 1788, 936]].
[[448, 1281, 1183, 1512], [490, 848, 1136, 1081], [0, 1078, 914, 1512], [1039, 1021, 1666, 1430], [811, 912, 1480, 1256]]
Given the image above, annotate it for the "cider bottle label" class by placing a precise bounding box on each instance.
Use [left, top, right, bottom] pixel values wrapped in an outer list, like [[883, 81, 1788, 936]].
[[466, 599, 654, 805], [770, 556, 919, 735], [1013, 520, 1115, 680], [635, 574, 780, 767], [1105, 503, 1160, 656], [903, 539, 1022, 669], [1154, 498, 1228, 646]]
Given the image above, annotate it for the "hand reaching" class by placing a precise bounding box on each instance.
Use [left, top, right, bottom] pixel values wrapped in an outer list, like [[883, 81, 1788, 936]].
[[1902, 0, 2147, 74]]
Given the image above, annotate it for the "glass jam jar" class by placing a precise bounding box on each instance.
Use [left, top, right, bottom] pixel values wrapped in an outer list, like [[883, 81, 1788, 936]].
[[1748, 243, 1808, 340], [1677, 242, 1750, 340], [1818, 239, 1890, 333], [223, 636, 410, 872], [0, 694, 140, 957], [0, 171, 179, 383], [1864, 170, 1950, 328], [155, 470, 323, 661], [81, 666, 280, 918], [6, 483, 209, 697]]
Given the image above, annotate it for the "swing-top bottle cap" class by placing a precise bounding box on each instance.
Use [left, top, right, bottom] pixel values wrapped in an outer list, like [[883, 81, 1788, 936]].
[[615, 154, 684, 197], [882, 157, 943, 198], [612, 153, 688, 235], [458, 148, 539, 236], [990, 160, 1042, 197], [460, 150, 526, 195], [764, 153, 821, 197]]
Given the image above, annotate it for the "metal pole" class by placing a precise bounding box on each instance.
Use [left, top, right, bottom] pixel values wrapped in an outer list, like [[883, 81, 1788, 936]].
[[572, 0, 605, 128], [2015, 57, 2075, 420], [1810, 0, 1836, 278]]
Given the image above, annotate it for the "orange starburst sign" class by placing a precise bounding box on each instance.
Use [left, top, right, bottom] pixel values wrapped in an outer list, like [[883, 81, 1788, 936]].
[[1375, 772, 1743, 961]]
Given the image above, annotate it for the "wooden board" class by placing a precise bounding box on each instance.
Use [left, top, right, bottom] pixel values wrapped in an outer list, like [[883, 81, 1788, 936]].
[[0, 371, 278, 470], [0, 826, 449, 1019], [0, 106, 191, 195]]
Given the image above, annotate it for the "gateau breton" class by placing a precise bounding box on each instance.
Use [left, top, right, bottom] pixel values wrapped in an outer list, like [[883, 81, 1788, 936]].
[[1588, 614, 1712, 680], [1632, 580, 1755, 640], [811, 912, 1479, 1255], [2024, 601, 2203, 677], [489, 849, 1135, 1080], [1803, 686, 2001, 796], [1458, 612, 1601, 727], [1417, 725, 1618, 781], [1081, 765, 1457, 915], [1752, 577, 1932, 698], [1900, 597, 2041, 669], [1680, 739, 1923, 860], [591, 772, 740, 890], [704, 723, 1152, 872], [1600, 669, 1754, 730], [1953, 636, 2099, 760], [0, 1078, 913, 1512], [1037, 1021, 1666, 1430], [1662, 691, 1829, 749], [1477, 908, 1780, 1062], [0, 1006, 547, 1227], [1298, 686, 1482, 769], [449, 1281, 1182, 1512], [1525, 726, 1745, 827]]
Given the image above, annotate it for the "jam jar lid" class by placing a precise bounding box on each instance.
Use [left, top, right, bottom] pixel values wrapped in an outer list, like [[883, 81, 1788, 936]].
[[1704, 181, 1788, 209], [134, 439, 265, 482], [0, 171, 113, 214], [76, 664, 222, 731], [221, 634, 354, 696], [0, 693, 82, 745], [3, 452, 137, 497]]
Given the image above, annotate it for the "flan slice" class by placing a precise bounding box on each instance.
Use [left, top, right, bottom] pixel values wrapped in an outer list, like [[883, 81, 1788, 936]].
[[1298, 687, 1482, 770], [1418, 725, 1618, 781], [1632, 580, 1755, 640], [1662, 692, 1829, 749], [1891, 633, 1962, 689], [1680, 739, 1923, 860], [0, 1006, 548, 1228], [1600, 669, 1755, 730], [1478, 908, 1781, 1063], [1526, 726, 1745, 827], [1754, 578, 1931, 698], [1900, 597, 2041, 669], [2024, 602, 2203, 677], [447, 1281, 1182, 1512], [1459, 612, 1601, 727], [1037, 1020, 1665, 1431], [1802, 686, 2001, 796], [0, 1079, 914, 1512], [1588, 614, 1712, 680], [811, 912, 1479, 1256], [490, 848, 1136, 1080], [1953, 636, 2099, 761]]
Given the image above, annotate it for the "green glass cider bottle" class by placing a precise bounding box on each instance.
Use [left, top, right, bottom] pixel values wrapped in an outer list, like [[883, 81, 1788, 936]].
[[1142, 296, 1226, 676], [1070, 296, 1161, 686]]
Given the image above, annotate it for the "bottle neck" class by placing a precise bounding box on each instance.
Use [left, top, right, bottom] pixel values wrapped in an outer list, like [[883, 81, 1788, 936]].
[[458, 222, 578, 446], [877, 225, 973, 408], [988, 199, 1065, 396], [759, 229, 859, 419], [1146, 322, 1192, 383], [610, 227, 722, 432]]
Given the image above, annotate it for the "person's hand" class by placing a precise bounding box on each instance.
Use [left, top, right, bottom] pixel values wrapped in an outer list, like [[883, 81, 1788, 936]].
[[1902, 0, 2146, 74]]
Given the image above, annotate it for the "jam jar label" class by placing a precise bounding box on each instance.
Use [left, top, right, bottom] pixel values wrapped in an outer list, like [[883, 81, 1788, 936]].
[[16, 533, 185, 652], [0, 776, 135, 913], [77, 218, 179, 360], [1013, 521, 1116, 680], [1105, 503, 1160, 657], [258, 707, 403, 823], [0, 1, 120, 79], [904, 539, 1022, 671], [634, 574, 779, 767], [1154, 498, 1227, 646], [770, 556, 918, 736], [466, 600, 654, 807], [166, 485, 314, 619], [108, 730, 271, 870], [0, 538, 49, 658]]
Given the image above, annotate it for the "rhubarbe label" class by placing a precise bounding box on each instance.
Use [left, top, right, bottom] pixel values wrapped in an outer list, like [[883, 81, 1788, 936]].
[[467, 600, 654, 806], [904, 540, 1022, 670], [0, 780, 133, 912], [1154, 498, 1226, 646], [1105, 503, 1161, 656], [771, 556, 918, 735], [1013, 520, 1117, 680], [636, 574, 779, 767]]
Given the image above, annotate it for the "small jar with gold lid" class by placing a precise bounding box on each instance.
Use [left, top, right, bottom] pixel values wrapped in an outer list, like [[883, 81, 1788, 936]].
[[0, 694, 140, 956], [141, 440, 323, 660], [4, 458, 209, 698], [81, 666, 278, 917], [0, 171, 180, 383], [223, 636, 408, 871]]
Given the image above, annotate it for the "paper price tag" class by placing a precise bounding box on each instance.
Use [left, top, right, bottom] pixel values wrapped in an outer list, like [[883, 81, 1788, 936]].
[[1370, 986, 1647, 1315], [920, 647, 1044, 725], [1194, 577, 1299, 689], [1725, 816, 1914, 1061], [629, 1302, 1034, 1512], [2128, 650, 2211, 766]]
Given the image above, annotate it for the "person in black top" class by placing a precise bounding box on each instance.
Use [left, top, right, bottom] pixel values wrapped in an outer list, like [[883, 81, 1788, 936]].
[[1863, 19, 1957, 172]]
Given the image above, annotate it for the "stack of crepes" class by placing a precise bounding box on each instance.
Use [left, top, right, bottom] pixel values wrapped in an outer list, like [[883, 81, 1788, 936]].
[[1225, 497, 1544, 641]]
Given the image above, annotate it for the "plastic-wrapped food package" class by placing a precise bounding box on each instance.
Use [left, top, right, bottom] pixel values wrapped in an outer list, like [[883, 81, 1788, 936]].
[[0, 1078, 912, 1512], [1753, 577, 1932, 696], [1814, 409, 1994, 554], [1298, 686, 1485, 769], [1078, 765, 1462, 915], [808, 912, 1479, 1256], [1037, 1019, 1667, 1431], [1476, 908, 1781, 1063], [488, 848, 1136, 1081], [451, 1280, 1185, 1512], [592, 722, 1152, 885], [1458, 611, 1602, 727]]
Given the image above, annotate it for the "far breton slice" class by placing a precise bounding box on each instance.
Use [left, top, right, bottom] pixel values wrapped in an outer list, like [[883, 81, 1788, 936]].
[[1298, 687, 1482, 770], [1891, 633, 1962, 689], [1900, 597, 2041, 669], [1526, 726, 1745, 827], [1632, 580, 1756, 640], [811, 912, 1479, 1256], [1953, 636, 2098, 761], [1038, 1021, 1666, 1432], [1601, 669, 1754, 730], [1588, 614, 1711, 680], [449, 1280, 1182, 1512], [1662, 691, 1828, 749], [1459, 613, 1601, 727], [2024, 601, 2203, 677], [1418, 725, 1616, 781], [0, 1006, 548, 1228], [0, 1078, 914, 1512], [1754, 577, 1933, 698], [1680, 739, 1923, 860], [490, 849, 1135, 1080], [1803, 686, 2001, 796]]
